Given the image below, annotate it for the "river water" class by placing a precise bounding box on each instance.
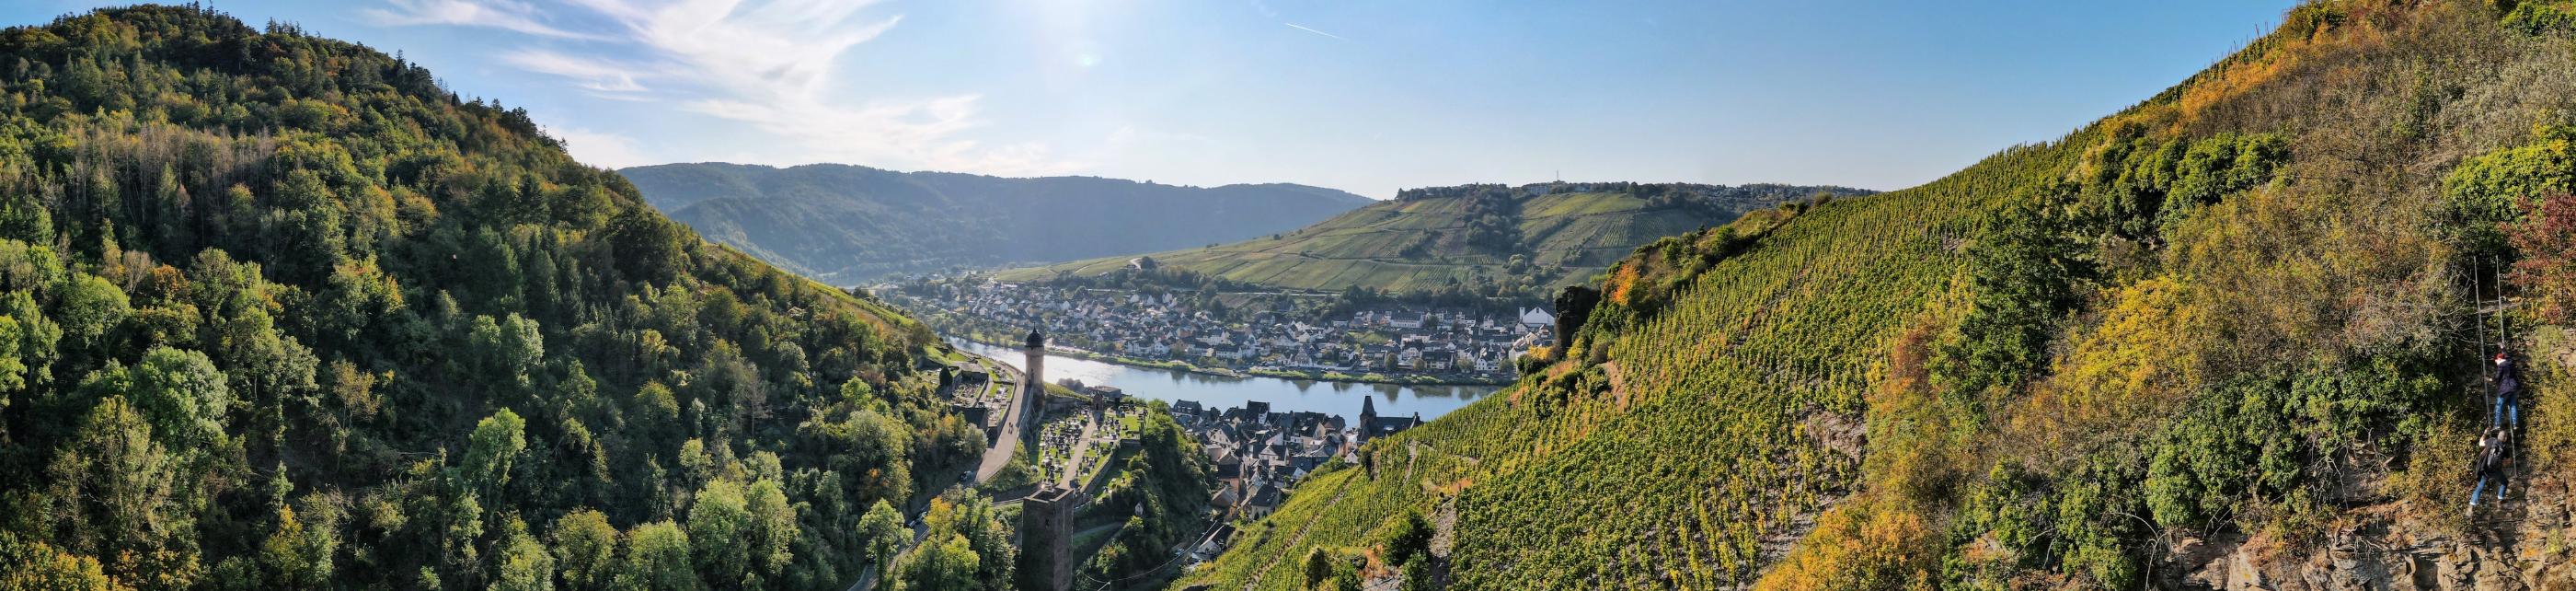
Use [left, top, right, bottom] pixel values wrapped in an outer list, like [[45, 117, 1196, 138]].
[[948, 339, 1496, 423]]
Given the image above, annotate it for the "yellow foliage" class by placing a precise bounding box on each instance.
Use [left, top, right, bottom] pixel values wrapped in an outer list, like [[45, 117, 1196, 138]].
[[2020, 276, 2208, 444], [1605, 263, 1640, 306], [1752, 500, 1938, 591]]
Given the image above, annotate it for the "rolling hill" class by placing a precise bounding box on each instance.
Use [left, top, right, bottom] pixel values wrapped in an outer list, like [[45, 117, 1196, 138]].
[[623, 163, 1372, 284], [0, 6, 1029, 590], [1003, 181, 1872, 294], [1180, 2, 2576, 589]]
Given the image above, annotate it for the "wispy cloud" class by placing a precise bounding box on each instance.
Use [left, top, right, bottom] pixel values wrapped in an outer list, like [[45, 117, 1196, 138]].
[[363, 0, 603, 40], [548, 127, 655, 168], [1283, 22, 1347, 42], [500, 49, 646, 94], [370, 0, 1075, 175]]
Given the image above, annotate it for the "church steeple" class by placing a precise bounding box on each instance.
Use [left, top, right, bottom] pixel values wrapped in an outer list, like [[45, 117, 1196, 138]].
[[1358, 395, 1379, 442]]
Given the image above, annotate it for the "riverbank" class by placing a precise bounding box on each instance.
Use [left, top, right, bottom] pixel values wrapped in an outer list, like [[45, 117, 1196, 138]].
[[945, 332, 1514, 388]]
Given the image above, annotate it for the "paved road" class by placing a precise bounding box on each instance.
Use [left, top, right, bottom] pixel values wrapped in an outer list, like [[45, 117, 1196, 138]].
[[1054, 410, 1103, 488], [975, 358, 1031, 482], [852, 351, 1027, 591]]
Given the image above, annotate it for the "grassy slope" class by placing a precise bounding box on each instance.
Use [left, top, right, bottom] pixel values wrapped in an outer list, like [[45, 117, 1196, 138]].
[[1177, 146, 2060, 589], [1182, 2, 2576, 588], [1005, 191, 1742, 293]]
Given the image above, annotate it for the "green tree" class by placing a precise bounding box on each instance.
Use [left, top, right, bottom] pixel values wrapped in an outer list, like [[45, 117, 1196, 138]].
[[44, 396, 199, 588], [742, 479, 796, 579], [458, 410, 528, 507], [0, 533, 127, 591], [1382, 510, 1432, 567], [54, 275, 128, 348], [551, 509, 619, 591], [685, 479, 752, 587], [1304, 548, 1335, 589], [259, 502, 338, 589], [857, 501, 906, 576], [614, 521, 696, 591], [887, 534, 978, 591], [492, 517, 555, 591], [78, 346, 232, 447]]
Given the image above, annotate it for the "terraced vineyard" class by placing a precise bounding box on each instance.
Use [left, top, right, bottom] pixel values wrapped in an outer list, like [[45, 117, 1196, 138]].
[[1175, 144, 2059, 589], [1181, 2, 2576, 587], [1004, 183, 1869, 295]]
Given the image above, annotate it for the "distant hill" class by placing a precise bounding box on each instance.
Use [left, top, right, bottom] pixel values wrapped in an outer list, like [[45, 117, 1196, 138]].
[[1002, 181, 1872, 294], [622, 163, 1373, 284]]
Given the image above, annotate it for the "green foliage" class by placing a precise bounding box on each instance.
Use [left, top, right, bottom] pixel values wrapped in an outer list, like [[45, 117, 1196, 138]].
[[1379, 511, 1432, 568], [0, 6, 951, 591], [1012, 183, 1869, 296], [550, 510, 618, 591], [2501, 0, 2576, 34], [892, 490, 1012, 591], [1934, 195, 2088, 410], [856, 501, 906, 576], [2441, 118, 2573, 254], [615, 521, 695, 591], [624, 163, 1368, 284], [0, 532, 126, 591], [1081, 405, 1217, 584]]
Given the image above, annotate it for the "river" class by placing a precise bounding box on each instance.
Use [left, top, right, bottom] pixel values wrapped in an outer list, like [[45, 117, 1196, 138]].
[[948, 339, 1496, 423]]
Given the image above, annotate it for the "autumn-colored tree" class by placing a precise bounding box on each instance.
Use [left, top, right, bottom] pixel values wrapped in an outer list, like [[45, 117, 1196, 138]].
[[2510, 192, 2576, 324]]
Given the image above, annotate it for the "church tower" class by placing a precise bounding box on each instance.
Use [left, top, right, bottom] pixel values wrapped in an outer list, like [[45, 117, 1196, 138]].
[[1358, 394, 1379, 442], [1022, 329, 1046, 391]]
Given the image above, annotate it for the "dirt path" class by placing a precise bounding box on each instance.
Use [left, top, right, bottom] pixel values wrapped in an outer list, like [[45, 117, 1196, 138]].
[[1602, 360, 1631, 410]]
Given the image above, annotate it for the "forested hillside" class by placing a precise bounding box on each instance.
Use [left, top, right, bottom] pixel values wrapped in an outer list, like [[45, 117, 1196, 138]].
[[1008, 181, 1870, 296], [0, 6, 1006, 590], [1183, 2, 2576, 588], [624, 163, 1372, 284]]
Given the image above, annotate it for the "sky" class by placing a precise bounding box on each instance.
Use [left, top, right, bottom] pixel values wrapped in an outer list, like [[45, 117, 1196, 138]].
[[5, 0, 2300, 199]]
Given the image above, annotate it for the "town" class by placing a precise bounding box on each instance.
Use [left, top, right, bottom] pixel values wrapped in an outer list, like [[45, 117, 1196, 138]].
[[929, 332, 1431, 577], [886, 276, 1555, 384]]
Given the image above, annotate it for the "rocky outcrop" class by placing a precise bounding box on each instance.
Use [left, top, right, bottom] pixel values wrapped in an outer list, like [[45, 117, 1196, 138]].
[[2172, 496, 2574, 590]]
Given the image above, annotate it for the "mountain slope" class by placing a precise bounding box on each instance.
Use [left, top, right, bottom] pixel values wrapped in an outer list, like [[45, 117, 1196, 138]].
[[0, 7, 1015, 591], [1183, 3, 2576, 589], [1006, 182, 1872, 295], [623, 163, 1372, 284]]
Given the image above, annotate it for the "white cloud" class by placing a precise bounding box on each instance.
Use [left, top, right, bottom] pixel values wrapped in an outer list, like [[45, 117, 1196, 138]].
[[500, 50, 647, 93], [548, 126, 655, 168], [1284, 22, 1347, 42], [363, 0, 603, 40], [372, 0, 1072, 175]]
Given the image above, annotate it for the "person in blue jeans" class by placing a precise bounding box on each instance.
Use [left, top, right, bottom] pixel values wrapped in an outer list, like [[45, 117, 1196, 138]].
[[2469, 426, 2510, 513], [2493, 350, 2521, 430]]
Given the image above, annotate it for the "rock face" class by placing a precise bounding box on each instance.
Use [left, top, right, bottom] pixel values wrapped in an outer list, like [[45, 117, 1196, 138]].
[[2173, 498, 2575, 590]]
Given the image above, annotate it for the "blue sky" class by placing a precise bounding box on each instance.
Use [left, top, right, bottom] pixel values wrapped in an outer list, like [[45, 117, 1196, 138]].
[[6, 1, 2297, 199]]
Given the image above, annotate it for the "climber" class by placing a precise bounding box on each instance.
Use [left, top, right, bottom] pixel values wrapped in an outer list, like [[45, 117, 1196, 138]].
[[2491, 349, 2522, 431], [2468, 426, 2512, 514]]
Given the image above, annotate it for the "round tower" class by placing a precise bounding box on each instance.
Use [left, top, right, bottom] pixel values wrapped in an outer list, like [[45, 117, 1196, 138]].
[[1022, 329, 1046, 398]]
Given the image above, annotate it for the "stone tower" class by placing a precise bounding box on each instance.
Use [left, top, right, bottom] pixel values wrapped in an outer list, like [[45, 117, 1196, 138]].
[[1017, 485, 1077, 591], [1023, 329, 1046, 395], [1358, 394, 1379, 442]]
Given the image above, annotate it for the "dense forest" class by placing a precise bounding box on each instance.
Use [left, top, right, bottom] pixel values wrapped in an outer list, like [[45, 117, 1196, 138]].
[[623, 163, 1371, 284], [1007, 181, 1871, 297], [1184, 1, 2576, 589], [0, 6, 1015, 590]]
